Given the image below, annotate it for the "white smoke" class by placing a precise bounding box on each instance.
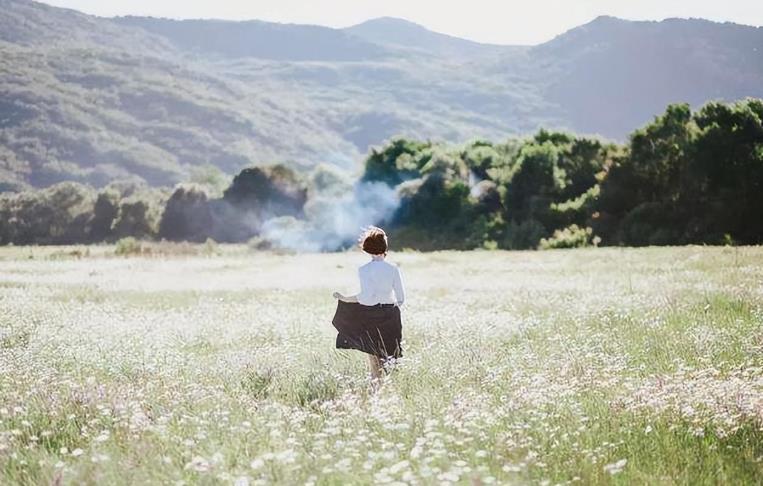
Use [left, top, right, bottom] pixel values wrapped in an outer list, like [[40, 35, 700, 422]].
[[261, 167, 400, 252]]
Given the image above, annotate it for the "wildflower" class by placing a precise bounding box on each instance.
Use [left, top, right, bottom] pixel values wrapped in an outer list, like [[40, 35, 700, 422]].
[[185, 456, 210, 472], [603, 459, 627, 475], [389, 460, 409, 474]]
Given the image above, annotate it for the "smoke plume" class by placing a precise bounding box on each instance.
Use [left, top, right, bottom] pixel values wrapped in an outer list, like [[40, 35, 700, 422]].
[[261, 177, 399, 252]]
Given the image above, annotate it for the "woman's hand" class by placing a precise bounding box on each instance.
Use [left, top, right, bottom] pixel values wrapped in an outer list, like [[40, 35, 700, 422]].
[[333, 292, 358, 303]]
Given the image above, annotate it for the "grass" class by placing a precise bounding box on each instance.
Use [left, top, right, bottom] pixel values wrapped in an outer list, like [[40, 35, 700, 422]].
[[0, 245, 762, 484]]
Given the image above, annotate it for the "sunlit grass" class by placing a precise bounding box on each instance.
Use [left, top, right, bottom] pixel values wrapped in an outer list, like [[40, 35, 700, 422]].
[[1, 246, 762, 484]]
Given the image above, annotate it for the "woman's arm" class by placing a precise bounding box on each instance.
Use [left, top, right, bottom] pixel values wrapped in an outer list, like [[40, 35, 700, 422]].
[[393, 266, 405, 307], [332, 292, 358, 303]]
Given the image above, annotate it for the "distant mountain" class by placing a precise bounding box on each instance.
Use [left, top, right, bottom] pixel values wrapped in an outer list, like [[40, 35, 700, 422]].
[[114, 16, 391, 62], [1, 0, 762, 191], [527, 15, 763, 136], [0, 0, 170, 52], [344, 17, 512, 58]]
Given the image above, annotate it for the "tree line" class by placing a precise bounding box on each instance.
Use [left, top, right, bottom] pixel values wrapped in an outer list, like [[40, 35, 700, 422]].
[[0, 99, 761, 250]]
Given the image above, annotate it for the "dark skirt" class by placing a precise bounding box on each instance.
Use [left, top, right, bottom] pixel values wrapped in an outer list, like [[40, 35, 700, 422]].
[[332, 301, 402, 360]]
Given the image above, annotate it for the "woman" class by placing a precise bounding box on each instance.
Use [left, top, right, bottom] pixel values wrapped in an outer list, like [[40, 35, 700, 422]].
[[332, 226, 405, 381]]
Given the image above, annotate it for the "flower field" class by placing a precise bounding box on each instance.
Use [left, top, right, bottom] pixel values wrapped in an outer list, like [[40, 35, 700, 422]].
[[1, 245, 762, 485]]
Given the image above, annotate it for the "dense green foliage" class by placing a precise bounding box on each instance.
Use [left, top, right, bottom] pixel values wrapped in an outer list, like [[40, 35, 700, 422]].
[[0, 181, 169, 245], [364, 99, 763, 249], [0, 164, 307, 245], [0, 99, 761, 249]]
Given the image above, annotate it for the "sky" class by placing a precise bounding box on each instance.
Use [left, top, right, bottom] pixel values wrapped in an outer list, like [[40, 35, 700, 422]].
[[40, 0, 763, 45]]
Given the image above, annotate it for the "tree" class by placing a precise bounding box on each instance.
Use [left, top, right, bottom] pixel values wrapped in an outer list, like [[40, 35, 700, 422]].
[[89, 189, 120, 242], [362, 138, 432, 186], [223, 164, 307, 218], [690, 99, 763, 243], [159, 184, 213, 242], [596, 104, 696, 244], [461, 140, 499, 180], [0, 182, 95, 245], [626, 103, 695, 202], [111, 188, 168, 240], [504, 141, 562, 224]]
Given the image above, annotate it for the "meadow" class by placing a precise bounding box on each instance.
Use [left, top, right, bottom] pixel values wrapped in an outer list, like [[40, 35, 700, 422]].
[[1, 245, 762, 485]]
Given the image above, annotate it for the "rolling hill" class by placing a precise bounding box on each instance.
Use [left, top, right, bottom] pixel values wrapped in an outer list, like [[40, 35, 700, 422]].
[[344, 17, 512, 59], [0, 0, 762, 191], [526, 15, 763, 136]]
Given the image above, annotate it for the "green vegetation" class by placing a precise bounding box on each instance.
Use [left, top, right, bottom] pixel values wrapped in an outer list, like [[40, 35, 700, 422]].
[[1, 99, 761, 249], [0, 164, 306, 245], [1, 246, 762, 484], [368, 99, 763, 248]]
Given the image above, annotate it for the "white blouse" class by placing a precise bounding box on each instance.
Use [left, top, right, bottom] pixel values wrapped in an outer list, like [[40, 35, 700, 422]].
[[356, 259, 405, 307]]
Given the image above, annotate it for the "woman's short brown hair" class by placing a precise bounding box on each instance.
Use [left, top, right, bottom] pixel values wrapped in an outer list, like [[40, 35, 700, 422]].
[[359, 226, 388, 255]]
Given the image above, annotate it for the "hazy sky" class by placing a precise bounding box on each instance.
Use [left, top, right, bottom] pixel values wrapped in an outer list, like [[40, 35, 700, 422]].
[[40, 0, 763, 45]]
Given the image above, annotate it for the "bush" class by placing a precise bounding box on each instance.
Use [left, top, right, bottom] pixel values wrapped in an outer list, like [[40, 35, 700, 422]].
[[202, 238, 219, 256], [114, 237, 144, 256], [247, 236, 273, 251], [539, 224, 598, 249]]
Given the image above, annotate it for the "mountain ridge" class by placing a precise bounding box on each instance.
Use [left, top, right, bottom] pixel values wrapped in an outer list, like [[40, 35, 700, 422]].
[[113, 15, 392, 62], [344, 16, 512, 58]]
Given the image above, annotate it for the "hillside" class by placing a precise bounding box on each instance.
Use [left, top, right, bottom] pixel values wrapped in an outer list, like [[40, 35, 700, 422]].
[[344, 17, 512, 59], [1, 0, 762, 190], [115, 16, 391, 62], [526, 15, 763, 136]]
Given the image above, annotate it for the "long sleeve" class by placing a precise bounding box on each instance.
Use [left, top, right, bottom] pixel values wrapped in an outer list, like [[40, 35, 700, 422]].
[[354, 268, 368, 304], [393, 266, 405, 306]]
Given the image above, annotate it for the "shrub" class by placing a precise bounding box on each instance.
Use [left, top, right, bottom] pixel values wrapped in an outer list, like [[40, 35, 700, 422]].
[[539, 224, 598, 249], [114, 237, 144, 256], [202, 238, 219, 256], [247, 236, 273, 251]]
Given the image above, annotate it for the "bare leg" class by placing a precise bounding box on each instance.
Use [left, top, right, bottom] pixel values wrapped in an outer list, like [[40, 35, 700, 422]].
[[368, 355, 383, 383]]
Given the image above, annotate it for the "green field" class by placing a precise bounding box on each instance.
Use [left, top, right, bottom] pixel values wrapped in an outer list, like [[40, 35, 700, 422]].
[[1, 246, 762, 485]]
